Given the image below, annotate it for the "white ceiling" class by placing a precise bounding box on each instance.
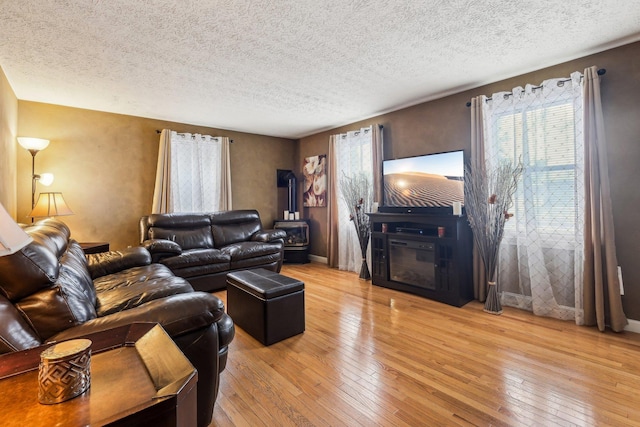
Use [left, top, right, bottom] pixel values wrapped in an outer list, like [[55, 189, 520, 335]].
[[1, 1, 640, 139]]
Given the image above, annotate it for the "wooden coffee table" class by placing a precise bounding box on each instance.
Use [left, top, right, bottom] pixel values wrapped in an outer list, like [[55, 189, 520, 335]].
[[0, 323, 197, 426]]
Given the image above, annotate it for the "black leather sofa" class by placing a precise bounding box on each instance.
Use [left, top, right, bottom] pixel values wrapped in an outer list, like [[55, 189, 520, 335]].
[[0, 219, 234, 427], [139, 210, 286, 292]]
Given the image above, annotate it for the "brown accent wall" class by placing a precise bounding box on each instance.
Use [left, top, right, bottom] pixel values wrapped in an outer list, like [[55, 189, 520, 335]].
[[299, 41, 640, 320], [0, 66, 18, 216], [17, 102, 296, 250]]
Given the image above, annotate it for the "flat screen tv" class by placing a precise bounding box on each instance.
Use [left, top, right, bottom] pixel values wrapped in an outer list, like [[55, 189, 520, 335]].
[[381, 150, 464, 214]]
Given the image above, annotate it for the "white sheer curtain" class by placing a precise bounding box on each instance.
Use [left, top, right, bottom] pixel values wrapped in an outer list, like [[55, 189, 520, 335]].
[[152, 130, 232, 213], [330, 126, 373, 273], [483, 72, 586, 323]]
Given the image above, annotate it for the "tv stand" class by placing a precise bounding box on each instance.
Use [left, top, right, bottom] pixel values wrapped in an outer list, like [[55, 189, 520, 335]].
[[368, 213, 473, 307]]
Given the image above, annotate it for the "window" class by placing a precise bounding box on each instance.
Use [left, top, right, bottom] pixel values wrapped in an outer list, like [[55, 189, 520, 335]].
[[170, 133, 228, 213], [482, 73, 585, 319], [490, 85, 584, 246], [333, 126, 373, 273]]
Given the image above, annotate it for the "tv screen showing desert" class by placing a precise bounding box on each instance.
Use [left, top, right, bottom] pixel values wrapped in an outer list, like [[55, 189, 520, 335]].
[[383, 152, 464, 208]]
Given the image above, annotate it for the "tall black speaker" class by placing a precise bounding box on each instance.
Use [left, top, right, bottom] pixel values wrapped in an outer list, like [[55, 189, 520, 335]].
[[287, 176, 297, 212]]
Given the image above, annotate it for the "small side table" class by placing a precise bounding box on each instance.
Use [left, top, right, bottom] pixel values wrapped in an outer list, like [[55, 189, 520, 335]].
[[79, 242, 110, 254], [0, 323, 198, 426]]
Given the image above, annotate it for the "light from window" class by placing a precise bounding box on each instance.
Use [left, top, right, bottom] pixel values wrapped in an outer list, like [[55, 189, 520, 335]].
[[492, 99, 583, 244]]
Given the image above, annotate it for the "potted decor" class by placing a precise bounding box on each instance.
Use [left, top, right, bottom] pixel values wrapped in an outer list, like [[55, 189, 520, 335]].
[[340, 172, 373, 280], [464, 160, 522, 314]]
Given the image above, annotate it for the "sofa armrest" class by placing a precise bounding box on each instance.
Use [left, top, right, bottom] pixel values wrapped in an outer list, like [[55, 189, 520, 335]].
[[252, 229, 286, 243], [87, 247, 151, 279], [47, 292, 226, 342], [141, 238, 182, 263]]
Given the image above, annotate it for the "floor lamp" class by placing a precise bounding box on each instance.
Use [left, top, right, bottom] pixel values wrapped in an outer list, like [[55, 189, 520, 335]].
[[17, 137, 54, 220]]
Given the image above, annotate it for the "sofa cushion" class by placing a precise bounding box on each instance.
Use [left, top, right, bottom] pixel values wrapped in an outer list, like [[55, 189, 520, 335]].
[[160, 249, 230, 269], [222, 241, 283, 270], [49, 292, 226, 341], [0, 240, 60, 302], [0, 295, 41, 353], [230, 254, 282, 270], [221, 241, 282, 261], [150, 227, 214, 250], [147, 214, 214, 250], [62, 241, 98, 304], [160, 249, 232, 279], [87, 247, 152, 279], [27, 219, 71, 256], [143, 239, 182, 254], [93, 264, 194, 316], [13, 240, 98, 341], [0, 220, 75, 302], [210, 210, 262, 247]]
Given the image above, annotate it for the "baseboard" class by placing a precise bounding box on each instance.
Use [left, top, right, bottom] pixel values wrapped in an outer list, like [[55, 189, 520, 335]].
[[308, 254, 327, 264], [625, 318, 640, 334]]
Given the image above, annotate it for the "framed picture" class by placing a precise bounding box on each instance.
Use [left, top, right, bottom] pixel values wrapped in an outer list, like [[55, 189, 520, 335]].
[[303, 154, 326, 207]]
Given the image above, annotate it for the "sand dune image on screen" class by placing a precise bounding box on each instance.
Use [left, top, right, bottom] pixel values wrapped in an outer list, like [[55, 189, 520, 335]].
[[384, 172, 463, 207]]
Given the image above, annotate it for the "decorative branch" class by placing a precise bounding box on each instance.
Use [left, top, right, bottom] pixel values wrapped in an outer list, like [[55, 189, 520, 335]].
[[464, 160, 523, 283], [339, 172, 373, 257]]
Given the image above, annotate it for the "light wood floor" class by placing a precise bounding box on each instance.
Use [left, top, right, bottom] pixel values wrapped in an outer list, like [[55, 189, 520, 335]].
[[210, 263, 640, 426]]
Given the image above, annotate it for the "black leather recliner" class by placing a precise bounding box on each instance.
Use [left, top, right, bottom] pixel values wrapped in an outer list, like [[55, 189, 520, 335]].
[[139, 209, 286, 292], [0, 219, 234, 427]]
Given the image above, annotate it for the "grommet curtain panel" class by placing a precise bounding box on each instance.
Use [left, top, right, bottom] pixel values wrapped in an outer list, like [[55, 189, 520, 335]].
[[470, 66, 626, 331], [152, 129, 172, 214], [327, 125, 383, 271], [492, 72, 585, 323], [152, 129, 232, 214], [581, 66, 627, 332], [470, 96, 488, 301]]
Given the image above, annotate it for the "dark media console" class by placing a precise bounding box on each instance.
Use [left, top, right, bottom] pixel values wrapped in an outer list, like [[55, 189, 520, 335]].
[[368, 212, 473, 307]]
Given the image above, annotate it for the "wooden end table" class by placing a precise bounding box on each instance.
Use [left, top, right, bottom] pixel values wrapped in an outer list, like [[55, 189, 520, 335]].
[[79, 242, 110, 254], [0, 323, 197, 426]]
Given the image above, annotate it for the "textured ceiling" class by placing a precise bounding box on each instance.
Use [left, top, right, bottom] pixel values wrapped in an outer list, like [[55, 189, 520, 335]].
[[1, 1, 640, 139]]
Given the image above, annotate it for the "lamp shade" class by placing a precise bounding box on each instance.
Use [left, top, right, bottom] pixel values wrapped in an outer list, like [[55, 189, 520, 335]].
[[38, 173, 55, 186], [17, 137, 50, 151], [29, 192, 74, 218], [0, 202, 32, 255]]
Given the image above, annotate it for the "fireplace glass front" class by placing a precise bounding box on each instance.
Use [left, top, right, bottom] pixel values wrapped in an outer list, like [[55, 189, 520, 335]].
[[388, 238, 435, 290], [273, 221, 309, 247]]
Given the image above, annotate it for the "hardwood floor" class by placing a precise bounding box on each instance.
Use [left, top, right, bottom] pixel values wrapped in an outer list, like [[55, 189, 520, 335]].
[[211, 263, 640, 426]]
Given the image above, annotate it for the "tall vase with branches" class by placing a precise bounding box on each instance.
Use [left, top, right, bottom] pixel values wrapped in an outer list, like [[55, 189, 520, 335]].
[[339, 172, 373, 280], [464, 160, 523, 314]]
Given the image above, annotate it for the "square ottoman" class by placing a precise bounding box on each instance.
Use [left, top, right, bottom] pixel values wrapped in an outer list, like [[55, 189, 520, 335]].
[[226, 268, 305, 346]]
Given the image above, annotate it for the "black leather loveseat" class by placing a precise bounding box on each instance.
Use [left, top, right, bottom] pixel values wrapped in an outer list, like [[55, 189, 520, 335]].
[[139, 210, 286, 292], [0, 219, 234, 427]]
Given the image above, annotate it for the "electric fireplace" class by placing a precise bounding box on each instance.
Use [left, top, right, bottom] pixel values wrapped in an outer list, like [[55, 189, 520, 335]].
[[273, 220, 310, 263], [388, 238, 436, 290]]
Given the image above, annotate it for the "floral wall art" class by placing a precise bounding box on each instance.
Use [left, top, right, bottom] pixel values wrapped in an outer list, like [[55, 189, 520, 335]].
[[303, 154, 326, 207]]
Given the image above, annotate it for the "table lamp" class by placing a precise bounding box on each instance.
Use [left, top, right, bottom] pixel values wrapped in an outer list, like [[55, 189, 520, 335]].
[[29, 192, 74, 218]]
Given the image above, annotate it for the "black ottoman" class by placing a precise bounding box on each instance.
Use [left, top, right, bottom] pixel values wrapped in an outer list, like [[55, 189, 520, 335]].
[[226, 268, 305, 346]]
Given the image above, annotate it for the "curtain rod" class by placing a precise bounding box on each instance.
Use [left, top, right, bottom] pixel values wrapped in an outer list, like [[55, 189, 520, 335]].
[[155, 129, 233, 143], [465, 68, 606, 107]]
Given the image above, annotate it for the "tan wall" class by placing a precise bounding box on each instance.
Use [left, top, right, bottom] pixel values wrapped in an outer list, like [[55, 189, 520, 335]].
[[299, 41, 640, 320], [0, 66, 18, 216], [17, 102, 296, 250]]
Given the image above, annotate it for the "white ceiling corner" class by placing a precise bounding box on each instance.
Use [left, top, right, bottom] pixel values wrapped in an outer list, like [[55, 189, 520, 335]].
[[1, 0, 640, 139]]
